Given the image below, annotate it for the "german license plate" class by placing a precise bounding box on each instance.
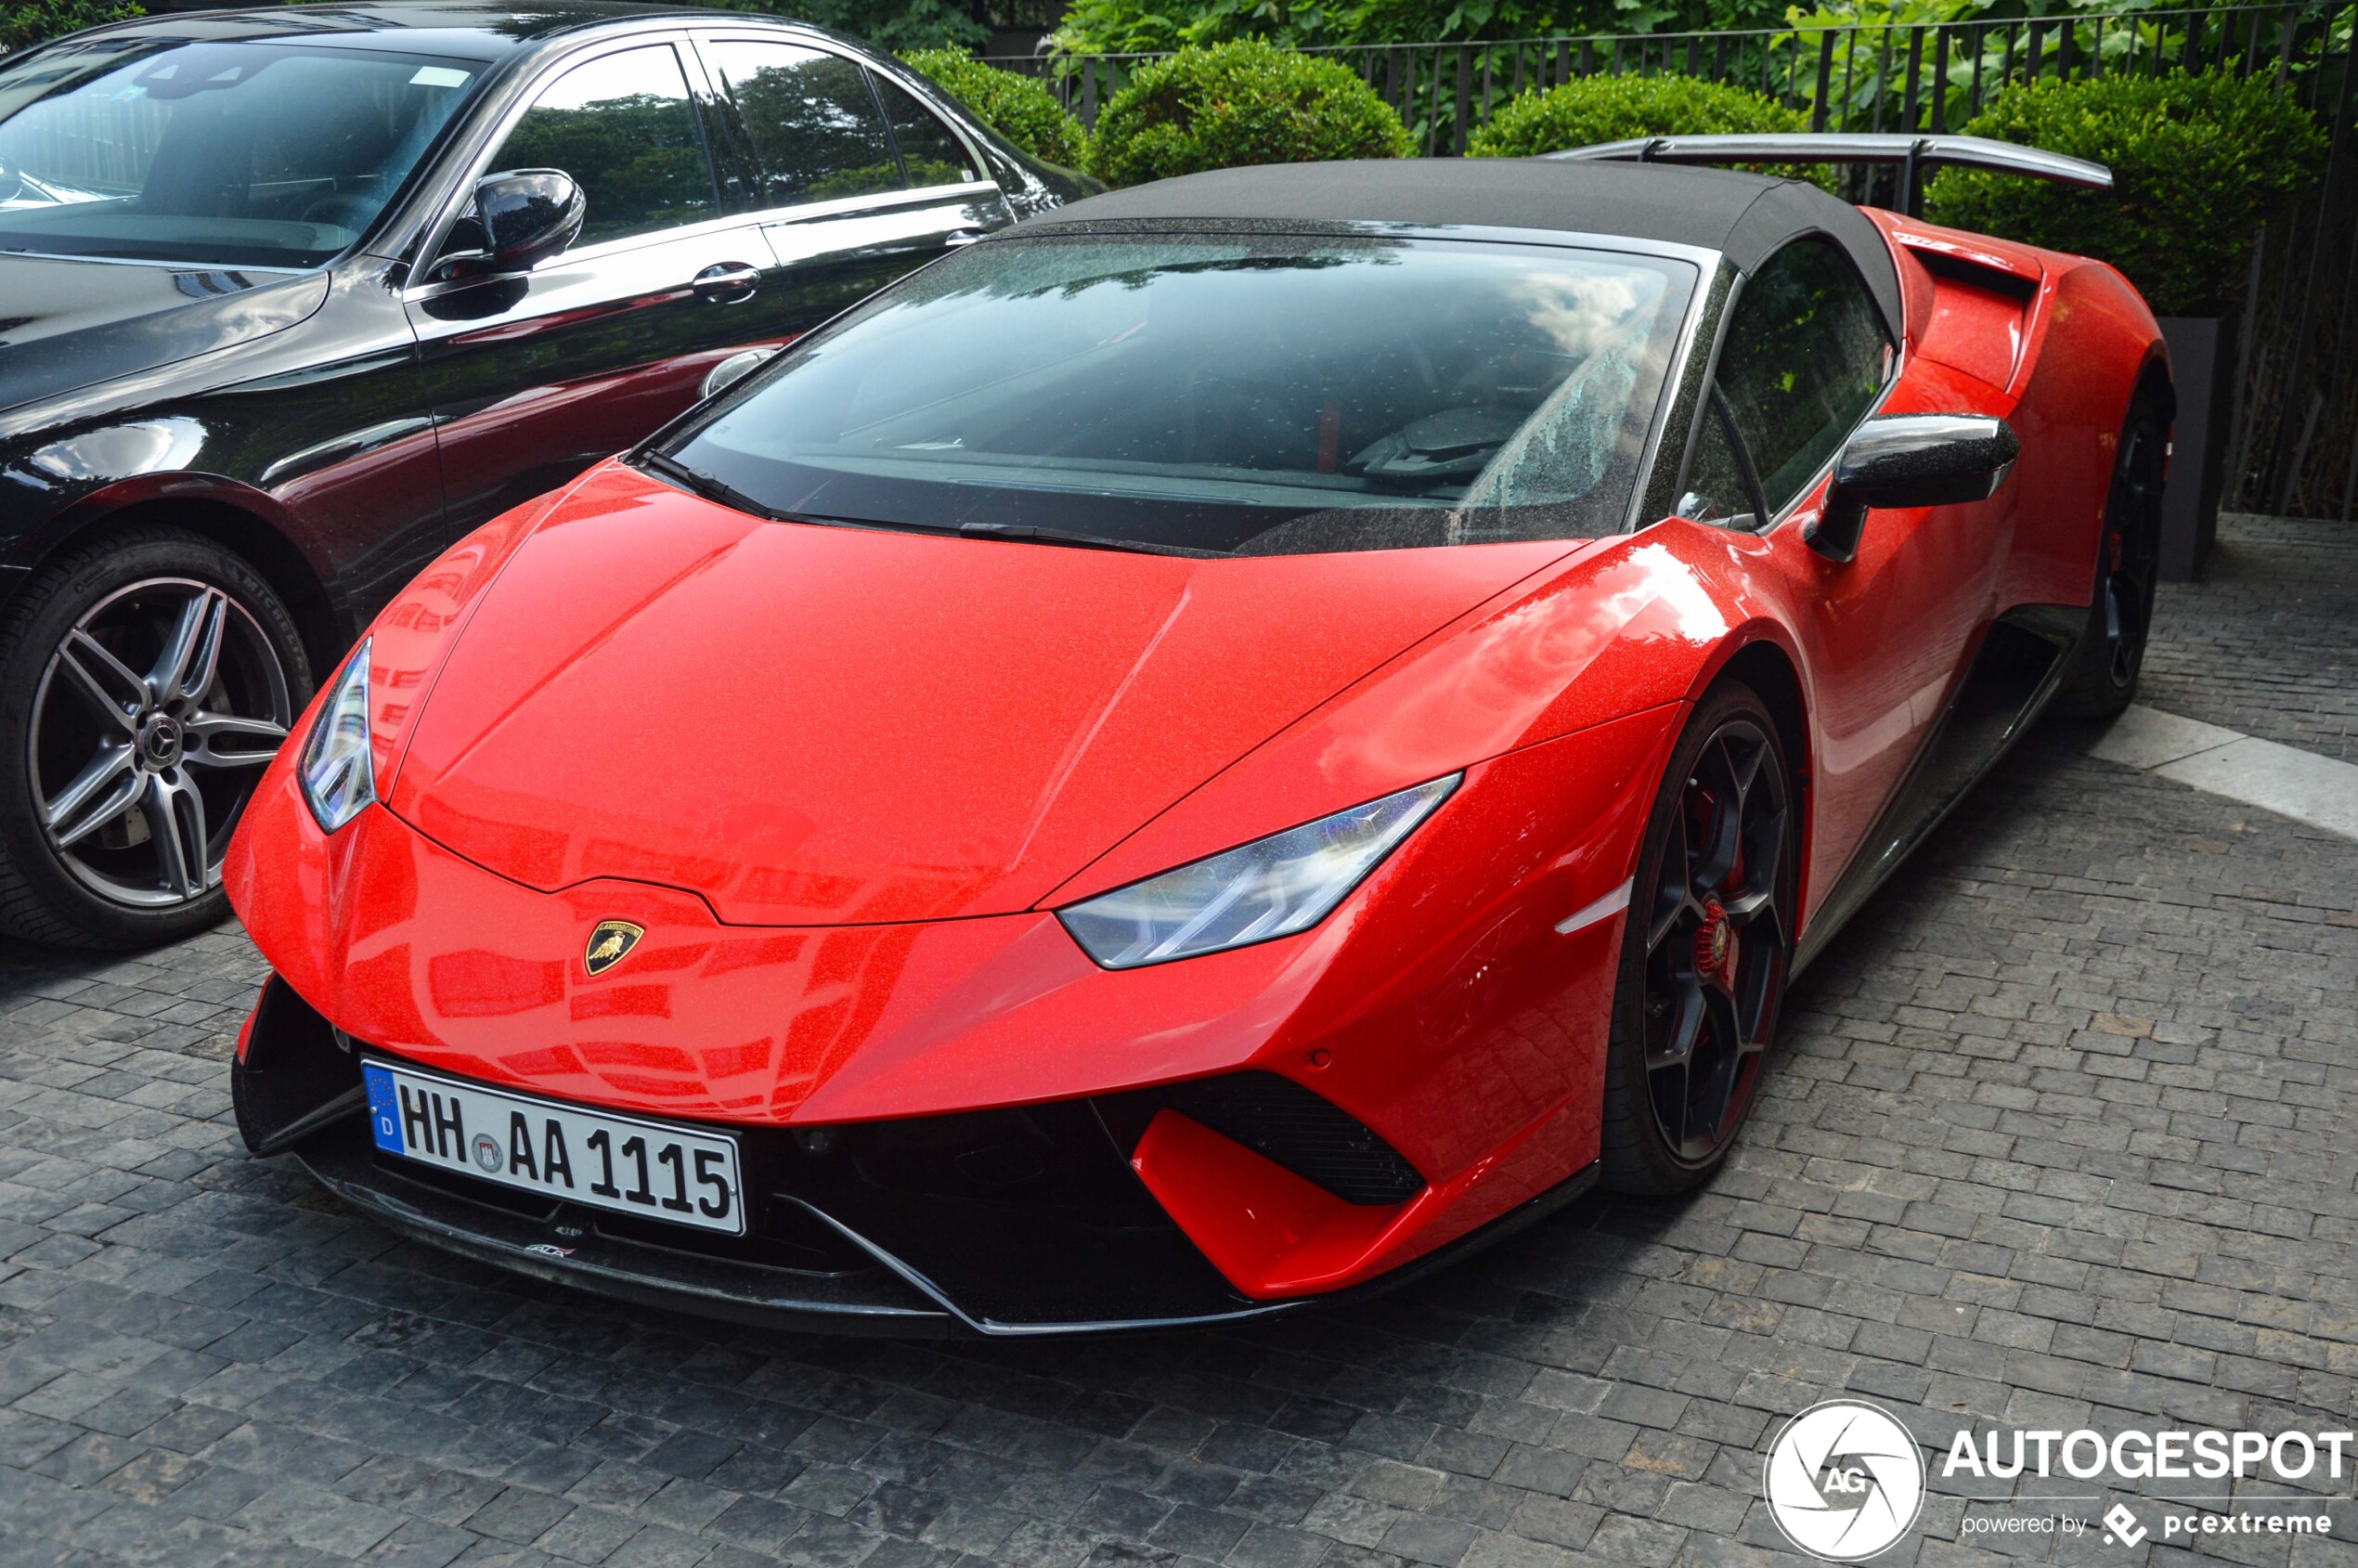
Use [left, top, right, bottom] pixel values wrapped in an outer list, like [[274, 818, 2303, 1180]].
[[361, 1059, 745, 1235]]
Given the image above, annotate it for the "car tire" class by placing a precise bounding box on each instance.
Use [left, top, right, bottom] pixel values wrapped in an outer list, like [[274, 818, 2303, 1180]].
[[0, 527, 313, 950], [2051, 394, 2168, 719], [1600, 680, 1797, 1196]]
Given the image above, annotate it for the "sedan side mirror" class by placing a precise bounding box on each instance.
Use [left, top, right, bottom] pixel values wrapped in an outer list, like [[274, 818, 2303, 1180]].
[[435, 169, 584, 280], [1806, 413, 2019, 564]]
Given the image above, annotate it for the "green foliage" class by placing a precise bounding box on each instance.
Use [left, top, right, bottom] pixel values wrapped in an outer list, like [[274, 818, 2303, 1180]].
[[2, 0, 143, 56], [1924, 70, 2326, 316], [1775, 0, 1992, 129], [1084, 40, 1413, 186], [1467, 73, 1831, 185], [900, 48, 1089, 166], [694, 0, 990, 53], [1051, 0, 1665, 56]]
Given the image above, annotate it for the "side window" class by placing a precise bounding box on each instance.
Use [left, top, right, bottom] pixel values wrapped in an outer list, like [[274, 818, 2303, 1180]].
[[487, 45, 716, 247], [1678, 398, 1762, 528], [871, 74, 978, 188], [1700, 238, 1893, 518], [705, 43, 900, 208]]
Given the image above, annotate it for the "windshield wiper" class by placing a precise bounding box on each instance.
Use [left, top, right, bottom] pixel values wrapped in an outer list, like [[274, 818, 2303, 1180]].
[[635, 451, 781, 521], [949, 520, 1223, 558], [794, 512, 1223, 559], [635, 457, 1222, 557]]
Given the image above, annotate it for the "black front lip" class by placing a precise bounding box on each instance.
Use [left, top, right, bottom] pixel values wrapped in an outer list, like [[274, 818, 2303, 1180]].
[[290, 1105, 1600, 1339], [292, 1131, 961, 1337], [293, 1118, 1600, 1339], [290, 1115, 1329, 1338], [294, 1127, 1329, 1329]]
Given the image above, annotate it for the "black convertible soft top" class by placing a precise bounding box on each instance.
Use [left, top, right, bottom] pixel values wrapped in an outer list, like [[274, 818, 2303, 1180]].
[[1017, 159, 1903, 343]]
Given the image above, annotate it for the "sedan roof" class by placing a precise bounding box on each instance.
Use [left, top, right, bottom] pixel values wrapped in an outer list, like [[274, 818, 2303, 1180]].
[[55, 1, 734, 61], [1021, 159, 1903, 340]]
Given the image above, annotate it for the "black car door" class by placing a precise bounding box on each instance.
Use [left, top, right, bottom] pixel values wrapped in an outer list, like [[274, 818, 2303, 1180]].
[[691, 36, 1016, 346], [403, 37, 776, 538]]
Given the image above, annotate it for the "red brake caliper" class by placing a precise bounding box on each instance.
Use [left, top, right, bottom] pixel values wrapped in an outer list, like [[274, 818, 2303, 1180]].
[[1693, 895, 1739, 992]]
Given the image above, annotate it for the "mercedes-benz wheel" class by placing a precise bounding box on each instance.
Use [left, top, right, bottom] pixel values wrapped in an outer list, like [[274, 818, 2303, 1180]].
[[0, 529, 313, 948]]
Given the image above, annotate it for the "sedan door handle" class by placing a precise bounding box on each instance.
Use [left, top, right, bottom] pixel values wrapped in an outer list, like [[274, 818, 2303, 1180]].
[[692, 262, 759, 304], [941, 229, 985, 248]]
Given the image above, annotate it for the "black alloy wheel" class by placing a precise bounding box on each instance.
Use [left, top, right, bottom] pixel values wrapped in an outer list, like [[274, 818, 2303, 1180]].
[[1601, 681, 1795, 1194], [0, 529, 311, 948], [2054, 395, 2167, 718]]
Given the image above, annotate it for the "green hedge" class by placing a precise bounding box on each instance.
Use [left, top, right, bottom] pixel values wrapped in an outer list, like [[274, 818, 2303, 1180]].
[[1924, 71, 2324, 317], [1468, 74, 1830, 186], [4, 0, 142, 56], [1086, 41, 1413, 188], [899, 49, 1088, 169], [680, 0, 985, 53]]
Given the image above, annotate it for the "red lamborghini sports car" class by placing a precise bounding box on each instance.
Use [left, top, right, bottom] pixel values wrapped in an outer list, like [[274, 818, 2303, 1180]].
[[225, 145, 2169, 1335]]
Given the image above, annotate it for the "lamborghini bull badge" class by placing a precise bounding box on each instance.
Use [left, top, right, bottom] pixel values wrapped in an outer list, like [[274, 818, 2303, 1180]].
[[583, 920, 643, 978]]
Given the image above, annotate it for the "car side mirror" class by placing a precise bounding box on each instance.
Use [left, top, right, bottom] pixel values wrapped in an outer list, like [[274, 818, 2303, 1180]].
[[0, 156, 19, 203], [434, 169, 583, 280], [1806, 413, 2019, 564]]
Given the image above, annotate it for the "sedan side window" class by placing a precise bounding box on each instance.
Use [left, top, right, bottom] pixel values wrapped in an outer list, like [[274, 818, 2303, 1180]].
[[871, 74, 978, 188], [1689, 238, 1893, 522], [486, 45, 717, 248], [705, 43, 901, 208]]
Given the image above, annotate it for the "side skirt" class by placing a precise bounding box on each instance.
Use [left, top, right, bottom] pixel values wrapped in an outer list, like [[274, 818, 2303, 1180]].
[[1794, 603, 2083, 975]]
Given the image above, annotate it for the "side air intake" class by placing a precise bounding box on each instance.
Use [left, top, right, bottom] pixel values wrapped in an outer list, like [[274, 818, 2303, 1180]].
[[1106, 1072, 1427, 1206]]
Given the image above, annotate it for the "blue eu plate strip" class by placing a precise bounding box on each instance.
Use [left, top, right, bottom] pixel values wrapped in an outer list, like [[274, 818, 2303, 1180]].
[[362, 1063, 403, 1153]]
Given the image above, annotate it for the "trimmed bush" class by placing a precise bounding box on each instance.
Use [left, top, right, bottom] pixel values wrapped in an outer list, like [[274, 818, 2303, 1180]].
[[693, 0, 985, 54], [1924, 71, 2324, 317], [1468, 73, 1829, 185], [1085, 41, 1413, 188], [900, 49, 1088, 169], [4, 0, 142, 56]]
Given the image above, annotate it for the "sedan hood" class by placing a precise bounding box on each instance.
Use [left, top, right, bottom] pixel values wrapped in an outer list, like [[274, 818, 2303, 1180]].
[[388, 465, 1575, 926], [0, 253, 328, 416]]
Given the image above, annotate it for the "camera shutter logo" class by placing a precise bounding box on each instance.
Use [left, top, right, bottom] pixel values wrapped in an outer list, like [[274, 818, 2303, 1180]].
[[1763, 1400, 1925, 1561]]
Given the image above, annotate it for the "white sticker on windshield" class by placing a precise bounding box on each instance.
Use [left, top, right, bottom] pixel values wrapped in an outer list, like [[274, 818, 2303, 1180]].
[[409, 66, 472, 88]]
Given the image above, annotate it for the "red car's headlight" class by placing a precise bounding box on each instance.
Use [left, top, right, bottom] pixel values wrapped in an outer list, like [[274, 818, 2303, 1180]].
[[298, 638, 375, 833], [1056, 774, 1459, 969]]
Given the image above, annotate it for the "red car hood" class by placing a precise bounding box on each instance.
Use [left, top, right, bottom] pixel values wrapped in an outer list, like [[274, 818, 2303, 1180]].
[[388, 467, 1576, 926]]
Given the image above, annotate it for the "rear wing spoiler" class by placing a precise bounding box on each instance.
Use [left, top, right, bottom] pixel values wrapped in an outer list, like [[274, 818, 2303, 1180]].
[[1545, 133, 2111, 215]]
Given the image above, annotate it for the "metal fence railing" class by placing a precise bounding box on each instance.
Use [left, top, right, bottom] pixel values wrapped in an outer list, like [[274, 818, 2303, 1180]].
[[999, 3, 2358, 520]]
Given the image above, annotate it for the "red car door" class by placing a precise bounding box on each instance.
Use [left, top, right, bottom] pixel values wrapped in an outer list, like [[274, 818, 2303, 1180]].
[[1678, 237, 2002, 918]]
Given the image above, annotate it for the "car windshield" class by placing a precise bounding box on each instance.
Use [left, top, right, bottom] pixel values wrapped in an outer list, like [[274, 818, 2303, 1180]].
[[655, 232, 1696, 555], [0, 36, 484, 268]]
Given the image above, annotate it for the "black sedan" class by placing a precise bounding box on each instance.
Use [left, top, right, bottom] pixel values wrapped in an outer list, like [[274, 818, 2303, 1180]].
[[0, 0, 1086, 948]]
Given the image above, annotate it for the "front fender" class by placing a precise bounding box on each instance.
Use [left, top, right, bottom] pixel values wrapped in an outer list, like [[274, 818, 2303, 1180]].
[[1046, 527, 1762, 906]]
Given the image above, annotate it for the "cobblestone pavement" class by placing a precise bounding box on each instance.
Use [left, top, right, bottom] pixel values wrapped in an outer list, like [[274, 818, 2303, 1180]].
[[2144, 514, 2358, 762], [4, 525, 2357, 1568]]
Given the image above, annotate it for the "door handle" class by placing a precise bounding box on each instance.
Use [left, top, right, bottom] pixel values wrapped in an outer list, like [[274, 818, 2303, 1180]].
[[692, 262, 759, 303], [941, 229, 985, 248]]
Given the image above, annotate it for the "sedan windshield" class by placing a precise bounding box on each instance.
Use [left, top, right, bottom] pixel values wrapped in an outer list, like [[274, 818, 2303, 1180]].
[[0, 37, 484, 268], [656, 233, 1696, 555]]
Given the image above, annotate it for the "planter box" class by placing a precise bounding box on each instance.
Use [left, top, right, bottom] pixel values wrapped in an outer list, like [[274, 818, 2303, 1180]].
[[2156, 313, 2239, 581]]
